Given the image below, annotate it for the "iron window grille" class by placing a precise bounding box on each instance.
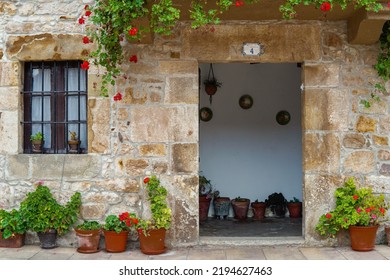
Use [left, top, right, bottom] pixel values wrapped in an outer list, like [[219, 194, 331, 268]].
[[22, 61, 88, 154]]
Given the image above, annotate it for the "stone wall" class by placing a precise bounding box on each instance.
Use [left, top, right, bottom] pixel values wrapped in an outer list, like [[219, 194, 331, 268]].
[[0, 1, 389, 247]]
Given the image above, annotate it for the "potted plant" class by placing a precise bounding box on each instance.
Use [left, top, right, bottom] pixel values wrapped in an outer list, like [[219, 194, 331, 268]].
[[251, 199, 266, 220], [68, 131, 81, 153], [204, 77, 222, 96], [213, 192, 230, 220], [265, 192, 287, 217], [199, 174, 217, 222], [136, 176, 171, 255], [103, 212, 138, 253], [287, 197, 302, 218], [19, 182, 81, 249], [30, 131, 44, 153], [231, 197, 250, 221], [316, 177, 388, 251], [0, 209, 27, 248], [75, 220, 102, 253]]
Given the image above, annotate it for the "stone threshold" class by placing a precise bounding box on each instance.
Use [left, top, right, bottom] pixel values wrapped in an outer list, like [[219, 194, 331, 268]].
[[198, 236, 306, 246]]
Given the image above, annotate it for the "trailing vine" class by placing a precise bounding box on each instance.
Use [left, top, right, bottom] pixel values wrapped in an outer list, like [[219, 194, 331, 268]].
[[78, 0, 388, 98]]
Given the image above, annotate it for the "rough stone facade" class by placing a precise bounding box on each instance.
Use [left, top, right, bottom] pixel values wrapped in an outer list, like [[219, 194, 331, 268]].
[[0, 1, 389, 247]]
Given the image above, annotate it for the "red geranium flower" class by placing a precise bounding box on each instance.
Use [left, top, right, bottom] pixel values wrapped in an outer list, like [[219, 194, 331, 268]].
[[113, 92, 122, 101], [353, 195, 358, 200], [85, 10, 92, 17], [357, 207, 362, 213], [137, 228, 143, 234], [144, 177, 150, 184], [325, 213, 332, 219], [82, 36, 90, 44], [380, 207, 385, 214], [84, 4, 89, 10], [365, 208, 371, 213], [80, 61, 89, 70], [129, 55, 138, 63], [132, 218, 138, 225], [78, 17, 85, 24], [235, 0, 244, 7], [320, 2, 331, 12], [128, 27, 138, 36]]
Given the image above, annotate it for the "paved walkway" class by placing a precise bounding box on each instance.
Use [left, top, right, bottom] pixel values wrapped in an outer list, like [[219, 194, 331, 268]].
[[1, 244, 390, 260]]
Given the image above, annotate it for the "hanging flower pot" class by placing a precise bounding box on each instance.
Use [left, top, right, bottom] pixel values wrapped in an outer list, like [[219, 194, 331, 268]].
[[203, 63, 222, 104]]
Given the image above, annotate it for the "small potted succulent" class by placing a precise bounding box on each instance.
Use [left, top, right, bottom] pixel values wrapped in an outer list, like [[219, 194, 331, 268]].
[[75, 220, 102, 253], [0, 209, 27, 248], [68, 131, 81, 153], [30, 131, 44, 153]]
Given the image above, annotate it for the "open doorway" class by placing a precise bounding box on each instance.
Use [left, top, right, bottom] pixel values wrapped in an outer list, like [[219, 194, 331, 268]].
[[199, 62, 303, 237]]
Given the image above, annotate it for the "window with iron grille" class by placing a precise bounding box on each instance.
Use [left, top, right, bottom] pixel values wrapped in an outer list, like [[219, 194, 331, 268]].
[[22, 61, 88, 154]]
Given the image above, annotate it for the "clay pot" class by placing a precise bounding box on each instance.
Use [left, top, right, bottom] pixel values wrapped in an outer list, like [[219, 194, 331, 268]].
[[31, 140, 43, 153], [75, 228, 101, 253], [205, 85, 218, 95], [349, 225, 379, 251], [138, 228, 166, 255], [199, 196, 212, 222], [251, 202, 266, 220], [231, 198, 250, 221], [68, 140, 81, 153], [287, 202, 302, 218], [385, 227, 390, 247], [103, 230, 129, 253], [0, 232, 25, 248]]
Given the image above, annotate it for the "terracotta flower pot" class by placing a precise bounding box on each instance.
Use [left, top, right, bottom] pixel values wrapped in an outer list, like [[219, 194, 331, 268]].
[[251, 202, 266, 220], [75, 228, 101, 253], [0, 232, 25, 248], [103, 230, 129, 253], [138, 228, 166, 255], [385, 227, 390, 247], [287, 202, 302, 218], [231, 198, 250, 221], [199, 196, 212, 222], [349, 225, 379, 251]]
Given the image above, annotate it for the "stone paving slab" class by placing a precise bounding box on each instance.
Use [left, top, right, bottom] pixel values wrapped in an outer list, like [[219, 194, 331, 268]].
[[225, 247, 266, 260], [262, 246, 306, 260], [336, 247, 387, 260], [299, 247, 347, 260]]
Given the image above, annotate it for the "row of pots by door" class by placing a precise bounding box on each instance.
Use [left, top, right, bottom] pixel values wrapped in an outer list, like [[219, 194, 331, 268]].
[[199, 197, 302, 221]]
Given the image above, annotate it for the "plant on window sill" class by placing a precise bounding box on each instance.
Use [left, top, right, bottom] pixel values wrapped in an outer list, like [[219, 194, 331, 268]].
[[78, 0, 388, 99]]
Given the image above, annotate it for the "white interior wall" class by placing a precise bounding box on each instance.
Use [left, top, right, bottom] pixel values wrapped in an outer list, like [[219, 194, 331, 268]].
[[199, 63, 302, 216]]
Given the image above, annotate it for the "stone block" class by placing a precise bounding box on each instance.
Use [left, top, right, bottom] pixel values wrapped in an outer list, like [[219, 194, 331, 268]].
[[373, 135, 388, 146], [378, 150, 390, 161], [172, 143, 198, 173], [304, 89, 348, 131], [6, 34, 93, 61], [343, 151, 375, 174], [171, 198, 198, 244], [63, 155, 101, 179], [379, 164, 390, 176], [342, 133, 366, 149], [165, 77, 198, 104], [0, 111, 19, 154], [0, 87, 19, 110], [365, 176, 390, 193], [124, 159, 149, 176], [170, 106, 198, 142], [122, 87, 147, 105], [159, 60, 198, 74], [153, 161, 168, 174], [182, 23, 321, 62], [100, 178, 140, 193], [81, 203, 107, 220], [0, 183, 11, 209], [88, 98, 110, 154], [379, 116, 390, 134], [356, 115, 376, 133], [303, 133, 340, 173], [5, 155, 31, 180], [31, 155, 66, 179], [0, 155, 4, 180], [0, 62, 19, 87], [139, 144, 166, 157], [131, 107, 170, 142], [83, 191, 122, 204], [304, 64, 340, 87]]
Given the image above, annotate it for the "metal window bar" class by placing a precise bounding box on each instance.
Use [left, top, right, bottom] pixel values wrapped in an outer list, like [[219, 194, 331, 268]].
[[22, 61, 88, 154]]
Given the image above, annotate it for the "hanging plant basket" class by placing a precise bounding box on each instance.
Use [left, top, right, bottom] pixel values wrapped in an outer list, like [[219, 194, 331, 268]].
[[203, 64, 222, 104]]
